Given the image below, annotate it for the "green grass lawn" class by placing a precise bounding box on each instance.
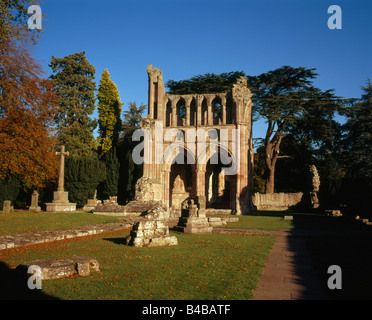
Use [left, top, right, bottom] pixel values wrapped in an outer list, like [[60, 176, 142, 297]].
[[0, 210, 280, 300], [220, 212, 294, 231], [0, 210, 120, 236], [221, 211, 367, 232], [0, 210, 295, 236], [1, 209, 371, 300], [0, 230, 275, 300]]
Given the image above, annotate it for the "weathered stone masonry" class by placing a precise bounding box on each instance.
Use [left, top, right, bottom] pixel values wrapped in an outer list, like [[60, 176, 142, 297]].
[[134, 65, 255, 215]]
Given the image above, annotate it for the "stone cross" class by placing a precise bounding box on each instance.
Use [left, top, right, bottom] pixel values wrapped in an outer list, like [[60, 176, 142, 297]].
[[56, 145, 69, 191]]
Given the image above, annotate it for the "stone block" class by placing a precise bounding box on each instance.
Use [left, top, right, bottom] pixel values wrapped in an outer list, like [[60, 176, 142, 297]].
[[17, 257, 100, 280], [183, 226, 213, 234], [83, 199, 101, 212], [208, 217, 222, 222], [156, 220, 167, 229], [175, 216, 213, 234], [221, 217, 239, 223], [148, 237, 166, 247], [325, 210, 342, 217], [132, 237, 144, 247], [148, 235, 178, 247], [45, 202, 76, 212], [209, 221, 224, 227], [165, 236, 178, 246], [208, 217, 226, 227], [143, 229, 155, 238], [52, 190, 69, 203], [156, 227, 169, 236]]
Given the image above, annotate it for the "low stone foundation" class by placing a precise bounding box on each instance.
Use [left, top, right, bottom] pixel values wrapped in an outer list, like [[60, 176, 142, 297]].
[[92, 196, 126, 215], [17, 257, 100, 280], [0, 222, 132, 251], [207, 216, 239, 227]]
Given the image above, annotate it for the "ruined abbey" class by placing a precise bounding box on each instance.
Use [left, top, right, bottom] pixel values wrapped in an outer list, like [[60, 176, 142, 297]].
[[132, 65, 255, 216]]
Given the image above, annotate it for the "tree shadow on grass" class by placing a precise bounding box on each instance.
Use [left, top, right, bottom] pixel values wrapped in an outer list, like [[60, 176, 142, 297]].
[[102, 237, 128, 245], [278, 212, 372, 299], [0, 261, 59, 300], [304, 233, 372, 300], [251, 209, 372, 299]]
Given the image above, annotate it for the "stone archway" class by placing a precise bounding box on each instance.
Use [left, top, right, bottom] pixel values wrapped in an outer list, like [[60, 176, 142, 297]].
[[168, 147, 196, 211], [204, 146, 236, 209]]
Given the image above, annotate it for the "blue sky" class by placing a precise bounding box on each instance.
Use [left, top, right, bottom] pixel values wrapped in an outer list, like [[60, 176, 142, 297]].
[[32, 0, 372, 141]]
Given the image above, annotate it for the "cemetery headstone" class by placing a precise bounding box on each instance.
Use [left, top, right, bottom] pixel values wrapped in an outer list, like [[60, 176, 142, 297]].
[[29, 190, 41, 212], [2, 200, 11, 214]]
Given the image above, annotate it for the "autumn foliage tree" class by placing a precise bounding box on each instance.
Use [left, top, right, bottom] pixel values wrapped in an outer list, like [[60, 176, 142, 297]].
[[0, 106, 58, 189], [0, 37, 59, 191], [0, 0, 42, 45]]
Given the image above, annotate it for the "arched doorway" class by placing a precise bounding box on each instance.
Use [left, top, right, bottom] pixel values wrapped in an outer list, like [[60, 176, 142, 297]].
[[169, 148, 195, 211], [205, 146, 236, 209]]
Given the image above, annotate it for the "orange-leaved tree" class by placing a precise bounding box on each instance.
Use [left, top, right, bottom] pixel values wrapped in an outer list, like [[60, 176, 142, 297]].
[[0, 36, 59, 190]]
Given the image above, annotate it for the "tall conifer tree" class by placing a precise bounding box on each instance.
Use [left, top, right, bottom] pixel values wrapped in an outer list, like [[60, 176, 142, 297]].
[[49, 51, 97, 158], [97, 69, 123, 155]]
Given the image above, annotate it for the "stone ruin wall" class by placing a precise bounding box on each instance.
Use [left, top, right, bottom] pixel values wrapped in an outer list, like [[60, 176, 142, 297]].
[[252, 192, 304, 211]]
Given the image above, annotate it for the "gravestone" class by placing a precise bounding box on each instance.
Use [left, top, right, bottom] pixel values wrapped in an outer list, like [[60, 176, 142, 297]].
[[45, 145, 76, 212], [2, 200, 11, 214], [29, 190, 41, 212]]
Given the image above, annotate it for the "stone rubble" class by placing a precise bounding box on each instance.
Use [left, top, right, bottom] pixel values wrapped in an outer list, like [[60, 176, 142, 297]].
[[92, 196, 126, 216], [17, 256, 100, 280], [325, 209, 342, 217], [125, 205, 178, 247]]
